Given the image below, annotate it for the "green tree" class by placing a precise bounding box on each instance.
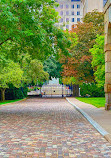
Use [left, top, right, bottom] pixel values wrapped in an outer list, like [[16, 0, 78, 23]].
[[25, 59, 49, 85], [43, 56, 62, 79], [0, 0, 72, 100], [0, 60, 23, 101], [62, 76, 78, 85], [83, 10, 104, 35], [90, 35, 105, 87], [62, 10, 104, 82], [0, 0, 71, 60]]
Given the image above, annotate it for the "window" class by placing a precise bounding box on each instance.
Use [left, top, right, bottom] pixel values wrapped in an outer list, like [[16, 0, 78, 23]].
[[60, 11, 63, 15], [72, 11, 74, 15], [77, 18, 80, 22], [77, 11, 80, 15], [71, 4, 74, 8], [66, 25, 69, 29], [71, 0, 80, 1], [66, 18, 69, 22], [72, 18, 74, 22], [60, 18, 63, 23], [66, 4, 69, 8], [66, 11, 69, 15], [60, 4, 63, 9], [77, 4, 80, 8]]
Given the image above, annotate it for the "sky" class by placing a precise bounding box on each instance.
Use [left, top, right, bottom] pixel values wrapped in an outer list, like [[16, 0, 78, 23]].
[[103, 0, 108, 6]]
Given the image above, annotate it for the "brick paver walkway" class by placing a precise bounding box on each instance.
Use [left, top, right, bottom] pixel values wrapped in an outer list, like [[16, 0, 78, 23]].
[[0, 98, 111, 158]]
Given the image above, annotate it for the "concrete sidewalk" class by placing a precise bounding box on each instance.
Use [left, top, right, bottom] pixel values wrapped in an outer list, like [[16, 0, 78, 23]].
[[66, 97, 111, 143]]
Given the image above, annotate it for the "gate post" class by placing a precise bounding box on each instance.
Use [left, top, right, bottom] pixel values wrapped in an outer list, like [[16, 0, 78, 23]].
[[62, 83, 64, 98], [72, 84, 79, 97]]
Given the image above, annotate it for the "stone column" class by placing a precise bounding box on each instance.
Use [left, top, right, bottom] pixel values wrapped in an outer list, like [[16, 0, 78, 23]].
[[104, 0, 111, 110], [104, 43, 111, 110]]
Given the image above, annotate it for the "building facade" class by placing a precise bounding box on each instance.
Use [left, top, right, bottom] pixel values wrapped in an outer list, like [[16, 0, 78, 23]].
[[55, 0, 83, 30], [81, 0, 104, 16]]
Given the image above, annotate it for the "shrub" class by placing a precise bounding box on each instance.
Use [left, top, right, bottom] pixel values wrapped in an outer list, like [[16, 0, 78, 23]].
[[80, 83, 105, 97], [0, 84, 28, 100]]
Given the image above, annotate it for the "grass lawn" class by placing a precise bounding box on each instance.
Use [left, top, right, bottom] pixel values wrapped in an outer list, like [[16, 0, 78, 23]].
[[0, 99, 25, 105], [75, 97, 105, 108]]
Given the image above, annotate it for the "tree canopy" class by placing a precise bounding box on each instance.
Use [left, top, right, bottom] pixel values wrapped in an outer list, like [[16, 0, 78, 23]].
[[0, 0, 71, 60], [90, 35, 105, 87], [43, 56, 62, 79], [27, 59, 49, 84], [61, 10, 104, 83], [0, 0, 72, 100], [0, 60, 23, 100]]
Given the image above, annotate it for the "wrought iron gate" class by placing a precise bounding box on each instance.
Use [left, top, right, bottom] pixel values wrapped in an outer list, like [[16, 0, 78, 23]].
[[27, 84, 79, 97], [41, 84, 73, 97]]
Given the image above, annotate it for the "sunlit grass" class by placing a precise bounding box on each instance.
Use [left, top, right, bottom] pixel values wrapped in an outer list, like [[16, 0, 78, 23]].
[[75, 97, 105, 108], [0, 99, 24, 105]]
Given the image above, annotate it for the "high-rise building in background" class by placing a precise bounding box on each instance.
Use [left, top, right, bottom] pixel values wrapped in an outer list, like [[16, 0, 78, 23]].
[[55, 0, 104, 31], [81, 0, 103, 16], [55, 0, 83, 31]]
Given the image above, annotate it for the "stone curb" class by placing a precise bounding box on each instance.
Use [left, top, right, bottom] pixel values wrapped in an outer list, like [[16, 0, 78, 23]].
[[104, 134, 111, 144], [66, 98, 111, 144], [0, 98, 27, 107]]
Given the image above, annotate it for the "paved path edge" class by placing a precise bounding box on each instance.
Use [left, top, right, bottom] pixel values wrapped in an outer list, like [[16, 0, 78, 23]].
[[0, 98, 27, 107], [66, 98, 111, 144]]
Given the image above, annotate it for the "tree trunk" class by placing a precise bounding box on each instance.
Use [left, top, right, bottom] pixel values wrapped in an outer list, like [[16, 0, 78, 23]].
[[1, 89, 5, 101]]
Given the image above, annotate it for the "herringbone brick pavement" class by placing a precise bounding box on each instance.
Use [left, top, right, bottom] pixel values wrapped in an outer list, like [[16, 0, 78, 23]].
[[0, 98, 111, 157]]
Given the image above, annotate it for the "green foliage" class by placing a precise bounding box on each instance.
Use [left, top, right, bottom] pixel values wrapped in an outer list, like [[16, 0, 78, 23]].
[[0, 58, 24, 100], [62, 77, 78, 85], [43, 56, 62, 79], [80, 83, 105, 97], [0, 0, 71, 60], [83, 10, 104, 35], [0, 0, 73, 100], [25, 59, 49, 84], [0, 60, 23, 89], [90, 35, 105, 87], [13, 88, 24, 99], [64, 10, 104, 82], [0, 85, 28, 100]]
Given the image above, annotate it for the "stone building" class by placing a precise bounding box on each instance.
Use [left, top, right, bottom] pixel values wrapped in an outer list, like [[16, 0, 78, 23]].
[[81, 0, 104, 16], [104, 0, 111, 110], [55, 0, 83, 30]]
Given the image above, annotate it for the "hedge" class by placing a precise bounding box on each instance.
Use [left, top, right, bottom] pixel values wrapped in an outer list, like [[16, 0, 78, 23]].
[[0, 85, 28, 100], [80, 83, 105, 97]]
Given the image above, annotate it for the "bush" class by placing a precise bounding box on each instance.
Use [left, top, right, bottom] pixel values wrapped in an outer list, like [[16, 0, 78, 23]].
[[3, 84, 28, 100], [80, 83, 105, 97], [34, 87, 36, 91]]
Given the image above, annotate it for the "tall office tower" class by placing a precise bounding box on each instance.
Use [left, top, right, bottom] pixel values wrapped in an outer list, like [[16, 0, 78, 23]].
[[81, 0, 104, 16], [55, 0, 83, 31]]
